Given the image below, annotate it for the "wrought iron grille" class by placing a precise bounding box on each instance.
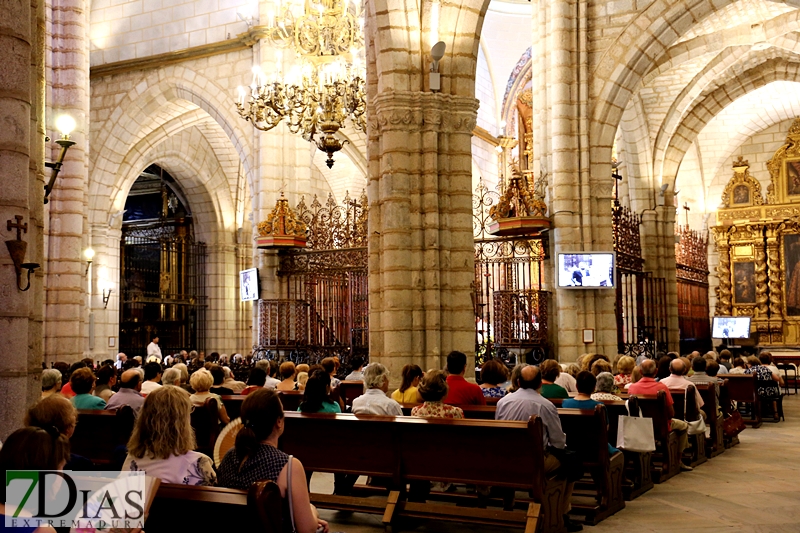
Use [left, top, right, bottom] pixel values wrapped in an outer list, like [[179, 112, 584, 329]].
[[473, 181, 548, 365], [613, 200, 668, 358], [120, 223, 207, 356], [675, 225, 711, 352], [257, 192, 368, 368]]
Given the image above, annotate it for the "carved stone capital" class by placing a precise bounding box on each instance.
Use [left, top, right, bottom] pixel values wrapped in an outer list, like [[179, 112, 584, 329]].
[[370, 90, 479, 134]]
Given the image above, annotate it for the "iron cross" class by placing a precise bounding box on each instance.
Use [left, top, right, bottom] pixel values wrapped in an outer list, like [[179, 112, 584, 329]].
[[683, 202, 690, 226], [7, 215, 27, 240]]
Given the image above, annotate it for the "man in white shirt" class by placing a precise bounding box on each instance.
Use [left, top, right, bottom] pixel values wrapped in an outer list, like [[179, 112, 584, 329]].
[[140, 362, 163, 395], [659, 359, 704, 410], [554, 365, 577, 392], [351, 363, 402, 416], [146, 336, 162, 362]]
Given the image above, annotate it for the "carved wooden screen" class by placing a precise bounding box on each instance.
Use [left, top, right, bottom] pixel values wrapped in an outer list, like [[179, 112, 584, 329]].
[[675, 225, 710, 352], [473, 181, 548, 365], [256, 192, 368, 367], [613, 201, 669, 358]]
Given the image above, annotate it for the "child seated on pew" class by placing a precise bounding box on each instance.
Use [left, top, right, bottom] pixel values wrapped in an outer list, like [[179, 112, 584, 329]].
[[218, 389, 329, 533], [563, 372, 619, 456]]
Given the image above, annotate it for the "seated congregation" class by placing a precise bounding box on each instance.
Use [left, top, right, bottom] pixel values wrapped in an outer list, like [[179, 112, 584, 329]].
[[1, 348, 781, 533]]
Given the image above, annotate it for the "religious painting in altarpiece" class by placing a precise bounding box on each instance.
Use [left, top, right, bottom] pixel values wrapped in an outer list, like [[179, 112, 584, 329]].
[[713, 118, 800, 345]]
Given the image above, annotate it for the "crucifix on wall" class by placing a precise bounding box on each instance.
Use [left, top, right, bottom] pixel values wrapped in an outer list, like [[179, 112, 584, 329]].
[[683, 202, 690, 226]]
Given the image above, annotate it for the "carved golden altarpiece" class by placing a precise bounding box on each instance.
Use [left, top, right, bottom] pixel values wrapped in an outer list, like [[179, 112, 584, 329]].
[[713, 119, 800, 345]]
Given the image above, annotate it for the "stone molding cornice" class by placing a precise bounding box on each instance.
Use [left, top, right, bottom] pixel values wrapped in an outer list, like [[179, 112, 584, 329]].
[[370, 91, 479, 133], [88, 25, 274, 78]]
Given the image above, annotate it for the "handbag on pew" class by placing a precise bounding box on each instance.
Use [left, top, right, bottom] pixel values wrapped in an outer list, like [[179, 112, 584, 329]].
[[722, 411, 746, 438], [684, 387, 708, 437], [616, 400, 656, 453]]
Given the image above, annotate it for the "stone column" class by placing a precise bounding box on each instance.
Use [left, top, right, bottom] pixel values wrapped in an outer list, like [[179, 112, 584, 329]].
[[532, 0, 617, 360], [368, 91, 478, 378], [44, 0, 89, 362], [0, 0, 46, 438]]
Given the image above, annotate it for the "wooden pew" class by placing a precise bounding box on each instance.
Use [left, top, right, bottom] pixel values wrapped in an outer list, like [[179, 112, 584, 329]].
[[404, 399, 650, 504], [550, 398, 653, 501], [146, 481, 282, 532], [280, 412, 564, 533], [399, 404, 497, 420], [627, 391, 681, 484], [70, 407, 135, 466], [696, 383, 725, 458], [191, 397, 220, 457], [718, 380, 741, 448], [223, 391, 306, 419], [669, 387, 707, 468], [556, 406, 625, 525], [277, 390, 304, 412], [220, 394, 244, 420], [339, 380, 365, 409], [719, 374, 762, 428]]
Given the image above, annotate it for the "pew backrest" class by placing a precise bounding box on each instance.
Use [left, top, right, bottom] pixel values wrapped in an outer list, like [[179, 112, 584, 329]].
[[338, 380, 365, 409], [277, 390, 304, 412], [280, 412, 548, 497], [627, 391, 671, 440], [556, 405, 611, 465], [71, 409, 134, 464], [220, 395, 244, 420], [147, 481, 282, 532], [719, 374, 758, 403], [669, 386, 701, 422]]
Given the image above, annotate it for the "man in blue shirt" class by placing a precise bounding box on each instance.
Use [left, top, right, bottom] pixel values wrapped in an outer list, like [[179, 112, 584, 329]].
[[496, 364, 581, 532]]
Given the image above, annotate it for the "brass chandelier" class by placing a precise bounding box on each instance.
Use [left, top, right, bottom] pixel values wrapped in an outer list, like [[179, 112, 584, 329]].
[[236, 0, 366, 168]]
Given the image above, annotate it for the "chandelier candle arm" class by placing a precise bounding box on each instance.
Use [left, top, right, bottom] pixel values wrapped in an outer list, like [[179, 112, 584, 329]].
[[235, 0, 365, 168]]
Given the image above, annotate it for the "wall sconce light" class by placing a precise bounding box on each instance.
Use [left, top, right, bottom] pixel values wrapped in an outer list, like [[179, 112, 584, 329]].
[[430, 41, 446, 92], [84, 247, 94, 275], [44, 115, 77, 204], [102, 288, 112, 309], [5, 215, 40, 291]]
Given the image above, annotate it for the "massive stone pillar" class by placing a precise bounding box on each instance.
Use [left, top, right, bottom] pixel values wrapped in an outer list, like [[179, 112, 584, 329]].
[[44, 0, 89, 362], [0, 0, 46, 438], [368, 92, 478, 377], [532, 0, 616, 361]]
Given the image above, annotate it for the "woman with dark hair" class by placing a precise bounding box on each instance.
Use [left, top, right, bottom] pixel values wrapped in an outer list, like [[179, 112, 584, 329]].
[[563, 372, 619, 456], [0, 426, 70, 533], [479, 359, 509, 398], [391, 364, 423, 403], [217, 389, 329, 533], [656, 356, 672, 381], [241, 367, 267, 395], [298, 369, 341, 413]]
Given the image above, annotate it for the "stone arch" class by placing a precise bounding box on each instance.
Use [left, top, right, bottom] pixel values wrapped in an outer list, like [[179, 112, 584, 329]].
[[89, 66, 254, 211], [589, 0, 744, 172], [661, 58, 800, 189], [366, 0, 491, 97], [618, 94, 656, 213]]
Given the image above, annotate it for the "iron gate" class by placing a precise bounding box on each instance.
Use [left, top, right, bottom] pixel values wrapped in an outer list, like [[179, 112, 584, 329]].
[[120, 224, 207, 356], [676, 225, 711, 353], [613, 201, 668, 358], [256, 193, 368, 366]]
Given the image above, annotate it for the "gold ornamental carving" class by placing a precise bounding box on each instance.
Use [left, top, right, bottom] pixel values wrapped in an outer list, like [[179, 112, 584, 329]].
[[711, 227, 732, 315], [720, 157, 763, 208], [256, 193, 308, 249], [767, 117, 800, 204], [765, 223, 784, 318]]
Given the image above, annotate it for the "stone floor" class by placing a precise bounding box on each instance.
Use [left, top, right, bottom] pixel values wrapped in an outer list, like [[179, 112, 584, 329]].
[[311, 394, 800, 532]]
